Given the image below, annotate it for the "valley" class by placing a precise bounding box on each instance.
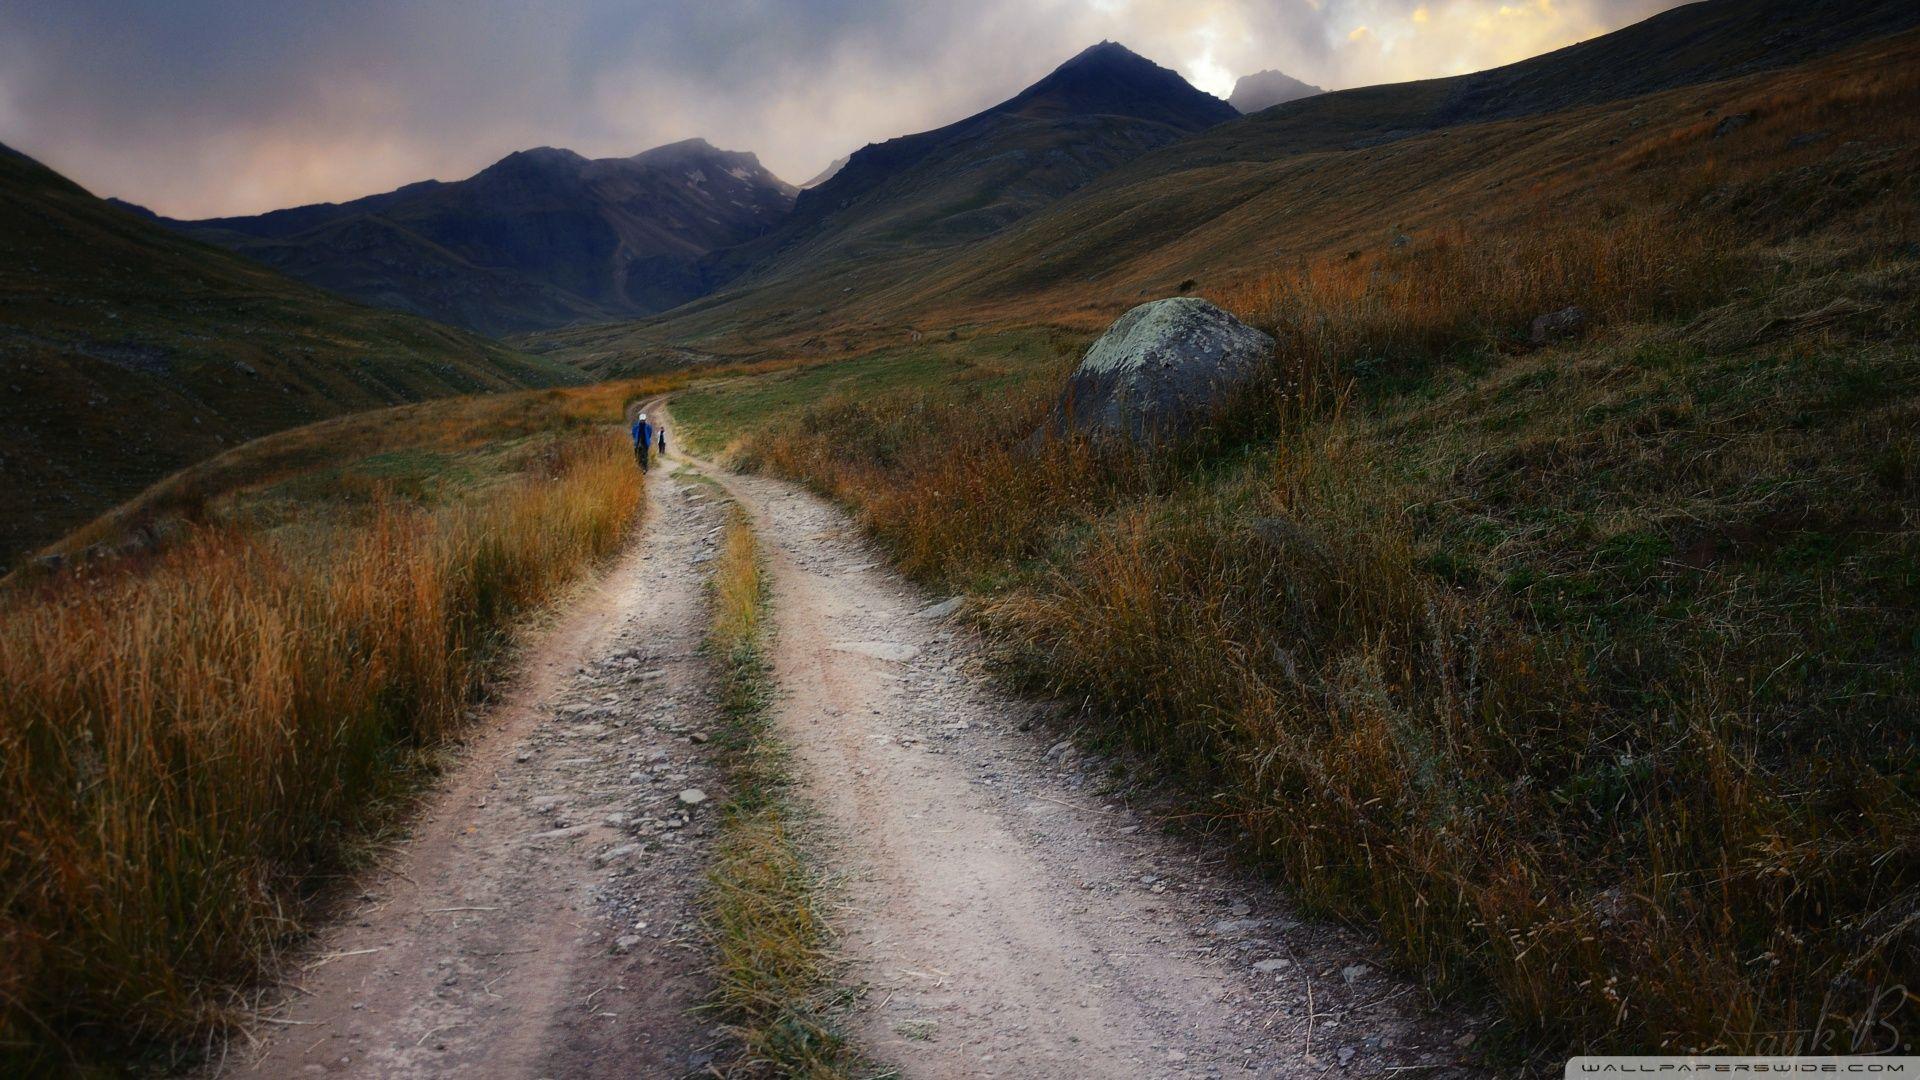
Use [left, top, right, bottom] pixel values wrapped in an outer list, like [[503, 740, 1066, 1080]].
[[3, 0, 1918, 1074]]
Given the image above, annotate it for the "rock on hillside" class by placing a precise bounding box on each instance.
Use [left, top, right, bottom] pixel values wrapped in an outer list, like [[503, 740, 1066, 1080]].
[[1041, 297, 1275, 443], [1228, 70, 1324, 114]]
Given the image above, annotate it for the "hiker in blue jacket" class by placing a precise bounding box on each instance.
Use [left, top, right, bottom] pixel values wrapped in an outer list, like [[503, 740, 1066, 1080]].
[[631, 411, 654, 472]]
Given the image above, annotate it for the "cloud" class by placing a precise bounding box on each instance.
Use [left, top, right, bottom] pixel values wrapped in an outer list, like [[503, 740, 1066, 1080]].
[[0, 0, 1683, 218]]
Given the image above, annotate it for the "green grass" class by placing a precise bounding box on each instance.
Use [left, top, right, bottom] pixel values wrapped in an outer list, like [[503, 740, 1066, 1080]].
[[670, 329, 1080, 456]]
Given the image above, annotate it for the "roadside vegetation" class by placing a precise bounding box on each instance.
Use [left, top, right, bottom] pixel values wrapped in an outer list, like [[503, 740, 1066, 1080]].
[[689, 52, 1920, 1060], [0, 377, 675, 1072], [701, 505, 872, 1078]]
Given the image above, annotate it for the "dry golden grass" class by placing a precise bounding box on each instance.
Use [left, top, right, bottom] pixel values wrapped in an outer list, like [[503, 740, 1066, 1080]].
[[701, 509, 867, 1078], [0, 391, 653, 1071]]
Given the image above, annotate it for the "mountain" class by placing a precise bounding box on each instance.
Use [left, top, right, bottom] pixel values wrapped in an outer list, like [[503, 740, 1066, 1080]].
[[531, 0, 1920, 365], [775, 41, 1235, 251], [800, 156, 850, 189], [1228, 70, 1323, 114], [0, 143, 582, 571], [536, 41, 1235, 374], [168, 139, 798, 336], [1152, 0, 1920, 169]]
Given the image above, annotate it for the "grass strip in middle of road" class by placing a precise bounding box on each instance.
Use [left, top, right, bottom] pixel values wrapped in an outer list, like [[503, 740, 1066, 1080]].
[[700, 500, 878, 1079]]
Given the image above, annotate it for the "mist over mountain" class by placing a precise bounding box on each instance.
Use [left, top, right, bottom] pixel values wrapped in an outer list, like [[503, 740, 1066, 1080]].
[[1227, 70, 1324, 114], [800, 156, 850, 189], [165, 139, 797, 336]]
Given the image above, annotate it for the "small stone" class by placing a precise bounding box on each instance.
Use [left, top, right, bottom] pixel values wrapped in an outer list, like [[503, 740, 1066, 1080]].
[[594, 843, 639, 867], [613, 935, 642, 954], [1454, 1033, 1478, 1049], [1338, 1046, 1356, 1065], [1341, 964, 1370, 985], [916, 596, 963, 620], [1529, 304, 1587, 345], [829, 640, 919, 662], [1253, 958, 1291, 974], [678, 788, 708, 806], [526, 824, 593, 842], [1230, 902, 1252, 916], [688, 732, 709, 744]]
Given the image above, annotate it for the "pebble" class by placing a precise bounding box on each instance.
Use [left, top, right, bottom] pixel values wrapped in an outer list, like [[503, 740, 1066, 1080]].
[[916, 596, 964, 620], [594, 844, 639, 867], [678, 788, 708, 806], [830, 640, 920, 663]]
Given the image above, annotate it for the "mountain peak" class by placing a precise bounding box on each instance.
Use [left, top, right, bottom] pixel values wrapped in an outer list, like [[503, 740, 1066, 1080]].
[[502, 146, 588, 165], [1056, 40, 1144, 70], [1228, 69, 1324, 114], [632, 137, 719, 162], [1006, 40, 1235, 129], [475, 146, 591, 182]]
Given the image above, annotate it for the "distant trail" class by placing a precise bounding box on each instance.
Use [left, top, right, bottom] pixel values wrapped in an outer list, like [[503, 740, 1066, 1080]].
[[660, 404, 1486, 1079], [219, 458, 732, 1079]]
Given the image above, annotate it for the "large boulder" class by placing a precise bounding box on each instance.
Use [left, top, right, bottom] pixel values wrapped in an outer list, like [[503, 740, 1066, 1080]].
[[1040, 297, 1275, 443]]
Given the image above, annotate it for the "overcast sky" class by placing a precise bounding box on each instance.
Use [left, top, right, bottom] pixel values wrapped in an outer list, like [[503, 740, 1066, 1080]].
[[0, 0, 1681, 219]]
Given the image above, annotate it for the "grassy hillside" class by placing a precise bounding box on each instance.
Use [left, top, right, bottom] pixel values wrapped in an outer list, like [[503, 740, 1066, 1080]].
[[672, 36, 1920, 1062], [531, 0, 1920, 370], [0, 144, 583, 573], [0, 376, 672, 1073]]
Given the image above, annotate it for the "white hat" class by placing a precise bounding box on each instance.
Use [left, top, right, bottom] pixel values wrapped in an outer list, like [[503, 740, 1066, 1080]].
[[637, 412, 647, 420]]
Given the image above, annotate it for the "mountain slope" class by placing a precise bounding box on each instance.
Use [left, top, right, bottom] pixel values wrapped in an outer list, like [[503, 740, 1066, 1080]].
[[1149, 0, 1920, 168], [0, 143, 583, 570], [1228, 70, 1323, 114], [172, 139, 798, 336], [531, 0, 1920, 366], [761, 42, 1232, 255]]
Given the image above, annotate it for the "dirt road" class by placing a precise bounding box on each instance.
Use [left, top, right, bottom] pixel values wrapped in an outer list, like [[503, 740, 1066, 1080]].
[[221, 459, 732, 1078], [663, 407, 1484, 1079], [224, 412, 1484, 1079]]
